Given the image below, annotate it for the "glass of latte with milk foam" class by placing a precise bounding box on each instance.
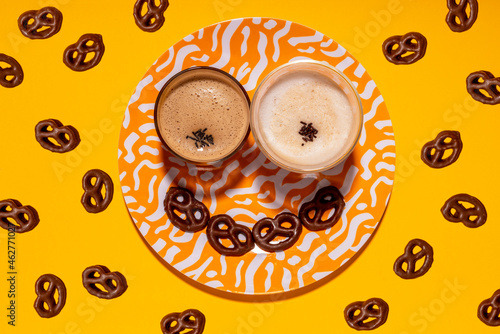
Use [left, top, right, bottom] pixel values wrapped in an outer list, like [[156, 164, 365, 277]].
[[250, 60, 363, 173]]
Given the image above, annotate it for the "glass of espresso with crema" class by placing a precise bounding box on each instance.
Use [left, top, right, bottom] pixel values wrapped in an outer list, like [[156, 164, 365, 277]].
[[154, 67, 250, 164], [250, 60, 363, 173]]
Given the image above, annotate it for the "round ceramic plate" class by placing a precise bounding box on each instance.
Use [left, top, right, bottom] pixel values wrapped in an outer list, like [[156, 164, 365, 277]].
[[118, 17, 395, 295]]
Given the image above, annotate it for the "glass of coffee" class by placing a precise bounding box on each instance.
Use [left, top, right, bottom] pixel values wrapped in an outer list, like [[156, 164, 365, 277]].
[[154, 67, 250, 165], [250, 60, 363, 173]]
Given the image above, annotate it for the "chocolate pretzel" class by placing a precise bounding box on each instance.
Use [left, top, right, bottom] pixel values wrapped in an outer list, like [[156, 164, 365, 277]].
[[82, 265, 128, 299], [441, 193, 487, 228], [35, 118, 80, 153], [207, 214, 254, 256], [478, 289, 500, 326], [133, 0, 169, 32], [344, 298, 389, 331], [34, 274, 66, 318], [394, 239, 434, 279], [421, 130, 462, 168], [164, 187, 209, 232], [382, 32, 427, 65], [0, 54, 23, 88], [252, 212, 302, 252], [63, 34, 105, 71], [81, 169, 114, 213], [0, 199, 39, 233], [298, 186, 345, 231], [466, 71, 500, 105], [446, 0, 478, 33], [18, 7, 63, 39], [160, 309, 205, 334]]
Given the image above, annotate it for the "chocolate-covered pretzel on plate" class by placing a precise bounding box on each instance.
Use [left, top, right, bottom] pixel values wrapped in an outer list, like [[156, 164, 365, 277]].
[[298, 186, 345, 231], [0, 54, 23, 88], [344, 297, 389, 330], [421, 130, 462, 168], [394, 239, 434, 279], [382, 32, 427, 65], [160, 309, 205, 334], [441, 193, 487, 228], [35, 118, 81, 153], [164, 187, 209, 232], [63, 34, 105, 71], [0, 199, 39, 233], [466, 71, 500, 105], [207, 214, 254, 256], [446, 0, 478, 33], [252, 212, 302, 252], [18, 7, 63, 39]]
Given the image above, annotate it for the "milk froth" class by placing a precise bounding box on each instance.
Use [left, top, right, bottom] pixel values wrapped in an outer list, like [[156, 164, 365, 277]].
[[258, 70, 354, 166]]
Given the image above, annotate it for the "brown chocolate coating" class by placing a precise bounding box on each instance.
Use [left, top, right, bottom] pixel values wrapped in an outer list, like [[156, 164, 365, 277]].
[[298, 186, 345, 231], [441, 193, 487, 228], [206, 214, 254, 257], [35, 118, 80, 153], [34, 274, 66, 318], [160, 309, 205, 334], [0, 199, 39, 233], [63, 34, 105, 71], [164, 187, 209, 232], [81, 169, 114, 213], [446, 0, 478, 33], [394, 239, 433, 279], [421, 130, 462, 168], [344, 298, 389, 331], [0, 53, 23, 88], [382, 32, 427, 65], [252, 212, 302, 252], [478, 289, 500, 326], [82, 265, 128, 299], [133, 0, 169, 32], [18, 7, 63, 39], [467, 71, 500, 105]]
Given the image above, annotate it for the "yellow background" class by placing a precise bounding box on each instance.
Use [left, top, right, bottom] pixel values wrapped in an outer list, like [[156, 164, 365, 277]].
[[1, 0, 499, 333]]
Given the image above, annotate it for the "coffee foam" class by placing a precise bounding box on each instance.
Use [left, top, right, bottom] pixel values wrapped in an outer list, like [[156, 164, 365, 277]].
[[158, 75, 249, 162], [258, 70, 354, 166]]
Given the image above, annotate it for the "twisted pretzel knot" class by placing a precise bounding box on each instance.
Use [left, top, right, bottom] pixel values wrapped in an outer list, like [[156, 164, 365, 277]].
[[0, 53, 24, 88], [82, 265, 128, 299], [35, 119, 80, 153], [394, 239, 434, 279], [134, 0, 169, 32], [344, 298, 389, 330], [252, 212, 302, 252], [446, 0, 478, 32], [160, 309, 206, 334], [34, 274, 66, 318], [299, 186, 345, 231], [441, 193, 487, 228], [382, 32, 427, 65], [467, 71, 500, 105], [63, 34, 105, 71], [18, 6, 63, 39], [164, 187, 209, 232], [421, 130, 462, 168], [81, 169, 114, 213], [0, 199, 39, 233], [478, 290, 500, 327], [207, 214, 254, 256]]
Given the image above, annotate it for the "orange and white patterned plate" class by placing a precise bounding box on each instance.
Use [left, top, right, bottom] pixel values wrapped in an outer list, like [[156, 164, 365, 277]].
[[118, 18, 395, 295]]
